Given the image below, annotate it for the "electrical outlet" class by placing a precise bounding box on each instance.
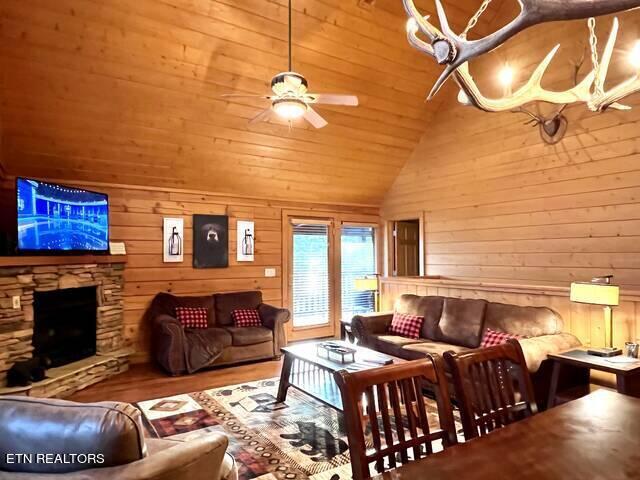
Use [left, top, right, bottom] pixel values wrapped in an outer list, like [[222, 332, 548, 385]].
[[264, 268, 277, 278], [12, 296, 21, 309]]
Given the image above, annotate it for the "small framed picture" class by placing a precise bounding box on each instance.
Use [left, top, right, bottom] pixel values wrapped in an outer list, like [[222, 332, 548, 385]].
[[237, 220, 255, 262], [163, 218, 184, 263]]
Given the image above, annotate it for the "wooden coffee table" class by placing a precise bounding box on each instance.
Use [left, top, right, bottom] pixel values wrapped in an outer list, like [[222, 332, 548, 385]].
[[276, 340, 401, 410]]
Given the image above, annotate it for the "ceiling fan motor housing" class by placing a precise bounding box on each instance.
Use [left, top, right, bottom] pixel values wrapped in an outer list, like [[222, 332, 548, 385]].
[[271, 72, 308, 96]]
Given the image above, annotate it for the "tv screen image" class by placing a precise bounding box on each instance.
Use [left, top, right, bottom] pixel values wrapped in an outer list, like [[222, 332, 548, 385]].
[[17, 178, 109, 252]]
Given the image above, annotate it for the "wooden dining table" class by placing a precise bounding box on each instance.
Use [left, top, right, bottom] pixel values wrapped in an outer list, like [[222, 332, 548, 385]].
[[373, 389, 640, 480]]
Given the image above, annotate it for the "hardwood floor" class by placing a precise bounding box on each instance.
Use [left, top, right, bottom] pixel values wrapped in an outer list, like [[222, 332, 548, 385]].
[[69, 359, 284, 404]]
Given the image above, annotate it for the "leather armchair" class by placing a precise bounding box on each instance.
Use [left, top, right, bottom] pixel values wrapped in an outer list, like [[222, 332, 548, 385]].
[[0, 396, 230, 480]]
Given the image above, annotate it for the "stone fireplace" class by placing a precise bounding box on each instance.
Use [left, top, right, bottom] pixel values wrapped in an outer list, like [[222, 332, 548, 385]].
[[0, 258, 130, 397]]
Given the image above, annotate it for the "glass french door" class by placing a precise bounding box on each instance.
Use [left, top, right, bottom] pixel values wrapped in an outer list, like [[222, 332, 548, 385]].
[[288, 218, 336, 340], [341, 225, 377, 320]]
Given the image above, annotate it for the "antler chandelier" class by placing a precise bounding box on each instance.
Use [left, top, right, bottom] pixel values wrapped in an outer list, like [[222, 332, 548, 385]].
[[403, 0, 640, 114]]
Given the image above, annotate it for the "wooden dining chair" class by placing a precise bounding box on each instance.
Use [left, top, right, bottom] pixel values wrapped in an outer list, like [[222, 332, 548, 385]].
[[334, 357, 458, 480], [444, 338, 538, 441]]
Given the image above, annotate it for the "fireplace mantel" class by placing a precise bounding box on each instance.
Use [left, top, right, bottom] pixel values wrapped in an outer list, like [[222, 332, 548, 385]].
[[0, 255, 127, 268]]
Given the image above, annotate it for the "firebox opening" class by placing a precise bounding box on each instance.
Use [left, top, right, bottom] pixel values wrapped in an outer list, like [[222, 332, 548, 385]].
[[33, 286, 97, 368]]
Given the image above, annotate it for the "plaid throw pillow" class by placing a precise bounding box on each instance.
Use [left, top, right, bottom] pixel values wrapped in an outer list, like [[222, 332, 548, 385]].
[[480, 328, 522, 348], [175, 307, 209, 329], [388, 312, 424, 339], [232, 309, 262, 328]]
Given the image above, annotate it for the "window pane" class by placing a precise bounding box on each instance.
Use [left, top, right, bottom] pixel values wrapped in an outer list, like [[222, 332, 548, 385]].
[[341, 226, 376, 320], [292, 223, 330, 328]]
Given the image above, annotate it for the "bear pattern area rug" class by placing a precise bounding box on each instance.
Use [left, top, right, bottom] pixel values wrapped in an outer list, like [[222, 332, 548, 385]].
[[136, 378, 462, 480]]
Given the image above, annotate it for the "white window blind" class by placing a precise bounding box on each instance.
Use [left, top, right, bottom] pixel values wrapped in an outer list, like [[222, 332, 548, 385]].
[[291, 223, 330, 328], [341, 226, 376, 320]]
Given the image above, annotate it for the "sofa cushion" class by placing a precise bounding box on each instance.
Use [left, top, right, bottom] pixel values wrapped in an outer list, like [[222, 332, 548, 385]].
[[175, 306, 209, 329], [366, 334, 423, 359], [0, 396, 146, 474], [484, 302, 563, 337], [232, 308, 262, 328], [376, 335, 424, 347], [224, 326, 272, 346], [186, 327, 232, 348], [402, 341, 471, 358], [435, 298, 487, 348], [480, 328, 522, 348], [150, 292, 216, 327], [215, 291, 263, 326], [394, 294, 444, 339], [389, 312, 424, 339]]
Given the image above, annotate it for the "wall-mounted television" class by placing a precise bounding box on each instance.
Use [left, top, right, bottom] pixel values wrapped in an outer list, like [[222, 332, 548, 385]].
[[16, 178, 109, 254]]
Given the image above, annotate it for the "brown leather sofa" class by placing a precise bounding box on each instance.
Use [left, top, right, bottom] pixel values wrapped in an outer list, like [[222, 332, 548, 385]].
[[352, 294, 582, 408], [0, 395, 230, 480], [149, 290, 290, 375]]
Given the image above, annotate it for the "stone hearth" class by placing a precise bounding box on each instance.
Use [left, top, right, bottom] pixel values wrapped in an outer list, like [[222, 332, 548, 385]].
[[0, 258, 130, 397]]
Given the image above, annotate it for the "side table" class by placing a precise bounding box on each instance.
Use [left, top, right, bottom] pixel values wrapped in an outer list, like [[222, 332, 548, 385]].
[[547, 348, 640, 407]]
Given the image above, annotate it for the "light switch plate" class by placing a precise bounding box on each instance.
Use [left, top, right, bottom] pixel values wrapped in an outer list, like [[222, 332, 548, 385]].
[[264, 268, 277, 278], [12, 296, 21, 309]]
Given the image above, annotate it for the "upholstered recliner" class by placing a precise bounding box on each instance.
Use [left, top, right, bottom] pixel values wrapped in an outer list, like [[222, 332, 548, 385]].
[[149, 290, 290, 375], [0, 395, 231, 480]]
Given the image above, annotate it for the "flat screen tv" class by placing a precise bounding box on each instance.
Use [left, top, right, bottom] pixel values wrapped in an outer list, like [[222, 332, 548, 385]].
[[16, 178, 109, 254]]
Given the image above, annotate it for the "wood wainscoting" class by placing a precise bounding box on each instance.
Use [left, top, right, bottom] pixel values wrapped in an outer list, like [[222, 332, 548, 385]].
[[380, 277, 640, 350]]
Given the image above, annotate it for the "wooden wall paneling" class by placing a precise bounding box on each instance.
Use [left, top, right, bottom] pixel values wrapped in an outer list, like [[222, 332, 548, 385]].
[[0, 0, 496, 206], [382, 9, 640, 290], [0, 178, 378, 363]]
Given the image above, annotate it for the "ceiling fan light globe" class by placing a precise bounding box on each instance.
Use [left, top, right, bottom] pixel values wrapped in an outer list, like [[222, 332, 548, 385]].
[[273, 99, 307, 120]]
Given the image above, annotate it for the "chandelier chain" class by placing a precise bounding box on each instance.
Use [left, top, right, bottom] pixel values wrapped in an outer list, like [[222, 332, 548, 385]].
[[461, 0, 494, 39], [588, 17, 604, 97]]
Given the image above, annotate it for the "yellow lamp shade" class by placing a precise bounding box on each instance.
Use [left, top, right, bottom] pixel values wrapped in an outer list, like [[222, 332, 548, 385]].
[[570, 282, 620, 306], [354, 277, 378, 292]]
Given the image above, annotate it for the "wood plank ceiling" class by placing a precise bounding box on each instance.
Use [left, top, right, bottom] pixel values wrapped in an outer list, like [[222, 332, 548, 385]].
[[0, 0, 498, 206]]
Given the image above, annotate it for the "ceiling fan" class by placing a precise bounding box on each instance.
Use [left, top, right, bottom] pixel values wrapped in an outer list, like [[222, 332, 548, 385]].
[[222, 0, 359, 129]]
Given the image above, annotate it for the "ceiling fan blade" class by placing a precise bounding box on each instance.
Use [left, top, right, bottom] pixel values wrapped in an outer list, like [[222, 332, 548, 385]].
[[249, 108, 273, 124], [303, 107, 328, 129], [222, 94, 272, 99], [305, 94, 359, 106]]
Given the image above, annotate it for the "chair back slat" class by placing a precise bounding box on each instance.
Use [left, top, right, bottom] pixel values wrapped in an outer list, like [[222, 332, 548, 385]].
[[445, 339, 538, 441], [375, 383, 397, 470], [335, 358, 458, 480], [387, 379, 409, 464]]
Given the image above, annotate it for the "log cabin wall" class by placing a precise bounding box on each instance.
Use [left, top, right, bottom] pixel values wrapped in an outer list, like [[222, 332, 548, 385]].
[[0, 0, 500, 207], [381, 10, 640, 346], [0, 178, 377, 363]]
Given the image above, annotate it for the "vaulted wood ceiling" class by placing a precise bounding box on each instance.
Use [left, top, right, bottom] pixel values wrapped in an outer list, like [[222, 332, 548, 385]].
[[0, 0, 504, 205]]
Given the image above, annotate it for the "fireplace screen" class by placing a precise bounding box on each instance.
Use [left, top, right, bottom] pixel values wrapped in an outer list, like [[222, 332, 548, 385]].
[[33, 286, 97, 367]]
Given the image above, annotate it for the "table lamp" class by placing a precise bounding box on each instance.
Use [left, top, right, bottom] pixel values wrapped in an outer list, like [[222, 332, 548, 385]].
[[570, 275, 621, 357], [354, 275, 380, 312]]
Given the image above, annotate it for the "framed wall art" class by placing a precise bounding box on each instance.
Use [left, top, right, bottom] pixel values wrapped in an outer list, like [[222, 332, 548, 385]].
[[237, 220, 255, 262], [163, 217, 184, 263], [193, 214, 229, 268]]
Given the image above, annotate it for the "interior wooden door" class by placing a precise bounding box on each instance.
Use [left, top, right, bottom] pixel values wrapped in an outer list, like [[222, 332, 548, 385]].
[[286, 217, 337, 341], [395, 220, 420, 276]]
